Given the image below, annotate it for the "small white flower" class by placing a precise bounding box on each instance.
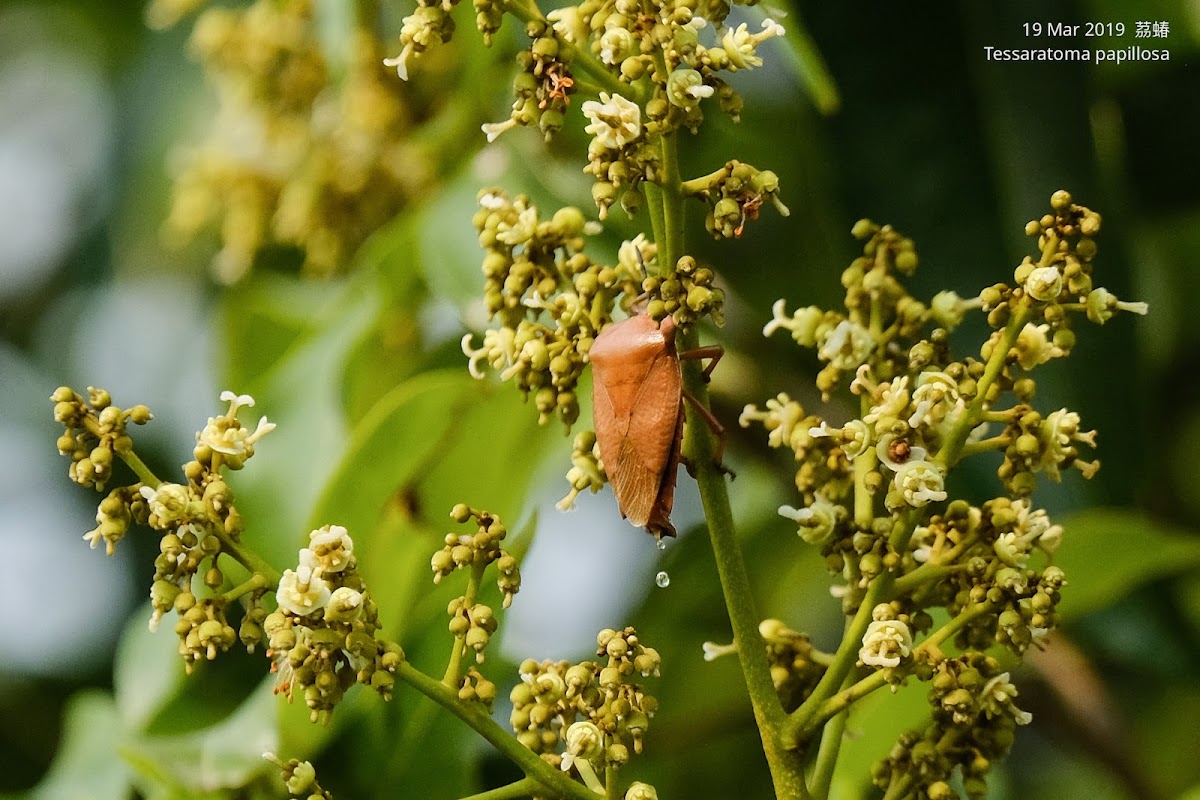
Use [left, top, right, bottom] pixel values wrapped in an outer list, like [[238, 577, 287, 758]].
[[839, 419, 872, 460], [876, 432, 928, 473], [324, 586, 364, 623], [863, 376, 910, 426], [1025, 266, 1064, 302], [277, 565, 331, 617], [817, 319, 875, 371], [741, 394, 809, 452], [779, 499, 840, 544], [599, 27, 635, 65], [198, 392, 275, 457], [702, 641, 737, 661], [891, 459, 947, 508], [618, 233, 653, 276], [1086, 287, 1149, 324], [910, 526, 934, 563], [993, 531, 1029, 568], [139, 482, 193, 527], [908, 371, 960, 429], [721, 19, 785, 70], [1039, 408, 1097, 480], [546, 6, 586, 43], [561, 721, 604, 772], [481, 117, 518, 143], [859, 618, 913, 668], [1014, 323, 1063, 370], [478, 192, 506, 210], [980, 672, 1033, 725], [496, 205, 538, 245], [307, 524, 354, 574], [762, 299, 824, 345], [581, 92, 642, 150], [383, 45, 414, 81]]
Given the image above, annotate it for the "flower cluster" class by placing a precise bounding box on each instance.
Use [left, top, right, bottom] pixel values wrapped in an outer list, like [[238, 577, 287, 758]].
[[872, 654, 1032, 800], [390, 0, 789, 230], [431, 505, 522, 706], [52, 386, 153, 498], [462, 190, 633, 428], [757, 619, 829, 712], [509, 628, 660, 789], [464, 190, 726, 433], [52, 387, 282, 670], [738, 192, 1146, 797], [266, 524, 403, 723], [158, 0, 438, 279], [263, 754, 334, 800]]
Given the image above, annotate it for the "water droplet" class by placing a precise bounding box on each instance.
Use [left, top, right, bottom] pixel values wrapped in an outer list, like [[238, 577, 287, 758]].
[[655, 538, 667, 551], [655, 571, 670, 588]]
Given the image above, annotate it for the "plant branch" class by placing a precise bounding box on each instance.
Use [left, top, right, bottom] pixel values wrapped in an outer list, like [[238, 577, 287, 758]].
[[397, 661, 601, 800], [443, 560, 487, 687], [459, 777, 541, 800], [647, 128, 807, 800], [213, 528, 280, 585], [807, 675, 852, 800], [935, 304, 1032, 469], [792, 601, 1001, 741]]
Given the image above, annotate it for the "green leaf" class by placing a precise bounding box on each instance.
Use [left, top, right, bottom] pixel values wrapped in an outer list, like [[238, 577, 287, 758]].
[[221, 273, 380, 569], [828, 677, 929, 798], [220, 273, 344, 394], [113, 603, 189, 731], [121, 678, 279, 796], [26, 691, 131, 800], [1054, 508, 1200, 621], [307, 369, 555, 636]]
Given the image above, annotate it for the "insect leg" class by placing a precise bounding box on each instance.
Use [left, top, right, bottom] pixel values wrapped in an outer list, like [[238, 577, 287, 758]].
[[681, 388, 734, 478]]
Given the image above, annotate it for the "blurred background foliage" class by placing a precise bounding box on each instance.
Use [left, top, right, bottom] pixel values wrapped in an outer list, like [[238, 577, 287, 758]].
[[2, 0, 1200, 798]]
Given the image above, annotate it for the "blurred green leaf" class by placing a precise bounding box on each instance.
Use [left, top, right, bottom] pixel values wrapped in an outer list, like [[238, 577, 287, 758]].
[[1055, 509, 1200, 622], [220, 273, 346, 394], [829, 677, 928, 798], [122, 679, 278, 797], [24, 691, 130, 800], [221, 274, 380, 570], [114, 603, 188, 731]]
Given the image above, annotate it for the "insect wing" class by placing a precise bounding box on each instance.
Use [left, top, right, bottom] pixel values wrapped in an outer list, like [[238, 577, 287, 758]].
[[590, 314, 683, 529]]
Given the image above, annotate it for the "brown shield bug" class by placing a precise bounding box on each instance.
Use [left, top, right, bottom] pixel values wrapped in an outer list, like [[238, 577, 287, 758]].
[[589, 306, 724, 539]]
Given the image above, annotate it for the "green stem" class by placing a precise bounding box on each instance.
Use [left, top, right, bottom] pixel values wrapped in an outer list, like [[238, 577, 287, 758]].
[[957, 435, 1010, 458], [459, 777, 541, 800], [115, 449, 161, 488], [935, 304, 1032, 469], [807, 676, 851, 800], [444, 560, 487, 687], [792, 602, 1000, 741], [222, 573, 268, 603], [213, 528, 280, 585], [882, 772, 913, 800], [649, 128, 807, 800], [397, 661, 600, 800], [782, 574, 890, 748]]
